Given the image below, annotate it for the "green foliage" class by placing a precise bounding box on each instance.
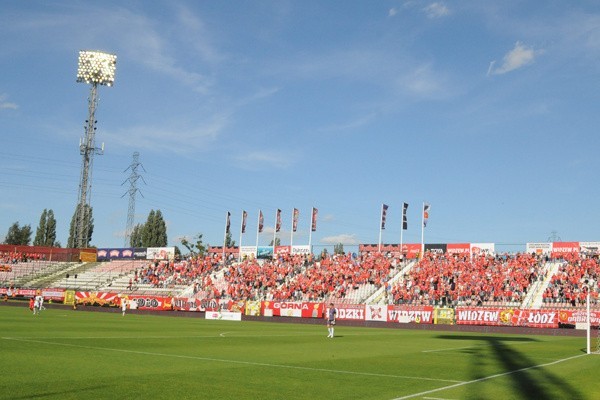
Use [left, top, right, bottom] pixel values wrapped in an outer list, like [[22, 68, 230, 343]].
[[133, 209, 168, 247], [4, 221, 32, 245], [269, 237, 281, 246], [333, 242, 344, 255], [180, 233, 206, 257], [34, 209, 57, 247], [225, 231, 235, 248], [130, 223, 144, 247], [67, 204, 94, 248]]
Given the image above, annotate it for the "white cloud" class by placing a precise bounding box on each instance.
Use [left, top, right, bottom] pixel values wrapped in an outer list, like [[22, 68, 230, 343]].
[[0, 94, 18, 110], [234, 150, 296, 170], [488, 41, 541, 75], [388, 8, 398, 17], [395, 63, 450, 99], [320, 233, 360, 245], [423, 2, 450, 19], [103, 113, 229, 154]]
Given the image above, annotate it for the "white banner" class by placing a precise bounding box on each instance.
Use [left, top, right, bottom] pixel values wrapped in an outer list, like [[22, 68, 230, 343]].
[[146, 247, 175, 260], [365, 304, 387, 321], [526, 243, 551, 255], [470, 243, 495, 255], [291, 245, 311, 255], [205, 311, 242, 321], [240, 246, 257, 259]]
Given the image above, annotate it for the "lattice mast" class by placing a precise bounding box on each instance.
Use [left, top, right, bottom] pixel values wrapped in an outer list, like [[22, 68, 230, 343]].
[[122, 152, 146, 247], [74, 50, 116, 248]]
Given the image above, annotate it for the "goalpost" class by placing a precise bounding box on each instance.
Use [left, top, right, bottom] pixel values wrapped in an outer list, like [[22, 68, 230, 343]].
[[585, 287, 599, 355]]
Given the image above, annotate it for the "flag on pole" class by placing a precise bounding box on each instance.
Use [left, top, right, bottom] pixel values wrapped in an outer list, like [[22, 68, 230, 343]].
[[225, 211, 231, 233], [275, 209, 282, 232], [258, 210, 264, 233], [423, 203, 430, 227], [402, 202, 409, 230], [380, 204, 389, 230], [311, 207, 318, 232], [241, 210, 248, 234], [292, 208, 300, 232]]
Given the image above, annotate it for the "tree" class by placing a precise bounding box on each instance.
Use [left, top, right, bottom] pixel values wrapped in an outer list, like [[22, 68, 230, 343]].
[[4, 222, 32, 245], [138, 209, 168, 247], [130, 223, 144, 247], [34, 209, 47, 246], [181, 233, 206, 257], [334, 243, 345, 255], [34, 209, 57, 247], [224, 231, 235, 248], [67, 204, 94, 248], [269, 237, 281, 246]]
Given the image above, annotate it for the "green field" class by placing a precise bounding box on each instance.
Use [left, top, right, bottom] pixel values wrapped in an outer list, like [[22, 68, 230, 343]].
[[0, 305, 597, 400]]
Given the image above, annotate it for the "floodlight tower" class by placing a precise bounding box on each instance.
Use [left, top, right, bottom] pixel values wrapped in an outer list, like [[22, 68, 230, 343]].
[[74, 50, 117, 248]]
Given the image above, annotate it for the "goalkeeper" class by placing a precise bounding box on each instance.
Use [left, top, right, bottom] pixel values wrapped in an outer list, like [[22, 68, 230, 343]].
[[327, 303, 337, 338]]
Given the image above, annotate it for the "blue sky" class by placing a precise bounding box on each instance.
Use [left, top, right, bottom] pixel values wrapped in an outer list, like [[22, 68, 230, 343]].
[[1, 1, 600, 252]]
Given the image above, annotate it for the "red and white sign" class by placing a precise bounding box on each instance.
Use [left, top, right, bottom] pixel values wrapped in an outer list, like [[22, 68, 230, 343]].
[[365, 304, 387, 321], [261, 301, 322, 318], [387, 305, 433, 324], [129, 295, 172, 311], [551, 242, 579, 258], [447, 243, 470, 255], [334, 304, 366, 320], [455, 307, 558, 328]]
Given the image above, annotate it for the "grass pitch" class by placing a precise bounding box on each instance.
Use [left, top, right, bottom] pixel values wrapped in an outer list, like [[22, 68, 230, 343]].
[[0, 306, 597, 400]]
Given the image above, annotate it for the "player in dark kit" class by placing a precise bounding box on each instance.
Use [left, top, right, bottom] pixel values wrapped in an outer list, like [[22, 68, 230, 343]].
[[327, 303, 337, 338]]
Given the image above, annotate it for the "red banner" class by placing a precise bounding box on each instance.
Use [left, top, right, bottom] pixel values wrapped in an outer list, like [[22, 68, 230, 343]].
[[558, 309, 600, 327], [551, 242, 580, 258], [76, 291, 120, 307], [446, 243, 470, 255], [261, 301, 322, 318], [274, 246, 291, 256], [333, 304, 366, 321], [172, 297, 219, 312], [401, 244, 422, 259], [455, 307, 559, 328]]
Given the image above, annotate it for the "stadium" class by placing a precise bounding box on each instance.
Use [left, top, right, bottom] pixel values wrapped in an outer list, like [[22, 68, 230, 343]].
[[1, 241, 598, 399], [3, 2, 600, 399]]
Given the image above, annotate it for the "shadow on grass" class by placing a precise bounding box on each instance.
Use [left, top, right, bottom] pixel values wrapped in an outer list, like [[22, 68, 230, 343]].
[[435, 334, 583, 399], [13, 385, 112, 399]]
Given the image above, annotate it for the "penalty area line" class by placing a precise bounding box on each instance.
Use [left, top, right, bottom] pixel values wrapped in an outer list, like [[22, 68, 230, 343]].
[[391, 353, 587, 400], [2, 337, 463, 384]]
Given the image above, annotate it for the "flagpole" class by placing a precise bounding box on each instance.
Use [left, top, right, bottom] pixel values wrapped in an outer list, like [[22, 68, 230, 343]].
[[239, 210, 243, 262], [223, 212, 228, 264], [256, 210, 260, 249], [378, 203, 383, 253], [420, 202, 425, 259], [273, 209, 277, 250], [308, 207, 313, 249], [290, 209, 294, 248]]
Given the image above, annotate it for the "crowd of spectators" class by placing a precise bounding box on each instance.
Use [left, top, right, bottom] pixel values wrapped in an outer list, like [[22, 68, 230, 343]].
[[131, 255, 221, 290], [213, 252, 401, 302], [0, 251, 45, 264], [390, 252, 546, 307], [80, 249, 600, 309], [543, 253, 599, 306]]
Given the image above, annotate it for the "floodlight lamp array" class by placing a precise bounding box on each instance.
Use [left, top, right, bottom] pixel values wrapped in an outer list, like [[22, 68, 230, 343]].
[[76, 50, 117, 86]]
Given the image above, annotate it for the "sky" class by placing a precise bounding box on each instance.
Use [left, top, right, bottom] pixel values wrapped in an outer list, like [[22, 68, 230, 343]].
[[1, 1, 600, 253]]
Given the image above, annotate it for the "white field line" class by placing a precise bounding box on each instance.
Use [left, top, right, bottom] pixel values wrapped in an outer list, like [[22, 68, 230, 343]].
[[2, 331, 392, 340], [1, 336, 463, 384], [391, 353, 587, 400]]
